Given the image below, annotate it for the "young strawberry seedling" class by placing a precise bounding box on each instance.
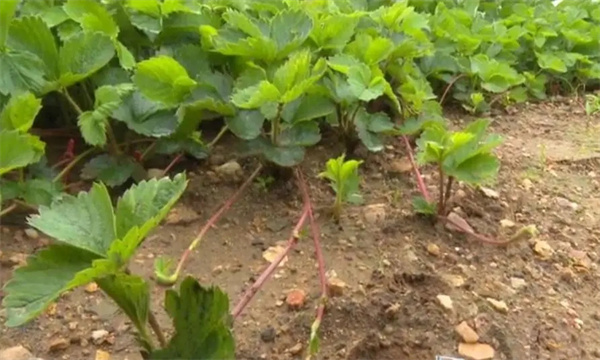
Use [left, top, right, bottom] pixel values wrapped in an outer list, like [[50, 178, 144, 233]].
[[318, 153, 364, 223], [414, 118, 503, 216], [2, 174, 233, 358]]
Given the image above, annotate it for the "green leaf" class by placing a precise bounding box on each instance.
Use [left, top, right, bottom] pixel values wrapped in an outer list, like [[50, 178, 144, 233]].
[[1, 245, 102, 327], [225, 109, 264, 140], [7, 16, 60, 82], [149, 277, 235, 359], [0, 0, 19, 48], [0, 130, 45, 175], [536, 51, 567, 73], [273, 50, 311, 95], [115, 41, 136, 70], [347, 64, 385, 101], [263, 144, 305, 167], [0, 179, 20, 202], [278, 122, 321, 147], [0, 50, 49, 95], [21, 3, 68, 28], [0, 91, 42, 132], [354, 109, 393, 152], [133, 56, 197, 107], [81, 154, 145, 187], [78, 111, 108, 146], [155, 135, 209, 160], [446, 153, 500, 184], [270, 9, 313, 57], [231, 81, 281, 109], [112, 92, 179, 137], [127, 0, 161, 17], [412, 196, 437, 215], [2, 175, 187, 329], [114, 173, 187, 239], [283, 94, 335, 123], [310, 13, 360, 50], [63, 0, 119, 38], [96, 273, 150, 349], [78, 84, 135, 146], [56, 20, 80, 42], [21, 179, 64, 206], [58, 32, 115, 87], [28, 182, 116, 256]]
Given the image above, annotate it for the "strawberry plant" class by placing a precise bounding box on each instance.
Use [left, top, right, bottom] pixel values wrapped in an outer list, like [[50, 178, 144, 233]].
[[1, 174, 235, 358], [585, 93, 600, 116], [318, 154, 363, 222], [413, 118, 503, 216]]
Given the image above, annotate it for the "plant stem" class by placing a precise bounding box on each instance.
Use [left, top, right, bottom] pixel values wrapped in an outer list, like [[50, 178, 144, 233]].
[[443, 176, 454, 213], [169, 165, 263, 282], [437, 163, 445, 215], [439, 74, 467, 105], [440, 215, 516, 246], [401, 135, 431, 202], [140, 141, 157, 161], [82, 81, 94, 109], [162, 153, 184, 175], [0, 203, 18, 218], [12, 199, 38, 212], [401, 135, 517, 246], [232, 206, 310, 319], [53, 147, 96, 183], [62, 88, 83, 115], [332, 196, 342, 223], [147, 310, 167, 348], [105, 122, 121, 155], [207, 125, 228, 149], [296, 168, 328, 356], [51, 157, 72, 170], [271, 104, 284, 146]]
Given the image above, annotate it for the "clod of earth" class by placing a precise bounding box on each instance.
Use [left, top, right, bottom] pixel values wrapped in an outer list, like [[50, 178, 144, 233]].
[[458, 343, 495, 360], [510, 277, 527, 290], [263, 245, 288, 267], [327, 277, 347, 297], [286, 289, 307, 310], [287, 343, 303, 355], [94, 350, 110, 360], [486, 298, 509, 314], [24, 228, 39, 239], [146, 168, 164, 179], [427, 243, 441, 257], [479, 187, 499, 199], [215, 160, 243, 180], [455, 321, 479, 343], [437, 294, 454, 311], [48, 337, 69, 352], [534, 240, 555, 259], [389, 157, 412, 173], [91, 329, 109, 345], [442, 274, 466, 288], [0, 345, 34, 360], [500, 219, 516, 228], [363, 204, 387, 224], [84, 282, 98, 293]]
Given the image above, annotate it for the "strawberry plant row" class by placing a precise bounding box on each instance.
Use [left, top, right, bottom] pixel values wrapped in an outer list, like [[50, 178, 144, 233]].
[[1, 0, 599, 358]]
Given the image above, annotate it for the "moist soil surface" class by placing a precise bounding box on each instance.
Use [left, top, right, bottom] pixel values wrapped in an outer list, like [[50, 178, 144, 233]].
[[1, 97, 600, 360]]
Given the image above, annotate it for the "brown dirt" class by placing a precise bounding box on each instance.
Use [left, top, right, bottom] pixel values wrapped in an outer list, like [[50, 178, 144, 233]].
[[1, 97, 600, 360]]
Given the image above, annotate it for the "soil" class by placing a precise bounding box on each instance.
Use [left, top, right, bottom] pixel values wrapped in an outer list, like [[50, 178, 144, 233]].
[[1, 97, 600, 360]]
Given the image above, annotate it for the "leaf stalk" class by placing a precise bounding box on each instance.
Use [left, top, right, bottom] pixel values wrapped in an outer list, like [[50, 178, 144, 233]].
[[155, 164, 263, 285]]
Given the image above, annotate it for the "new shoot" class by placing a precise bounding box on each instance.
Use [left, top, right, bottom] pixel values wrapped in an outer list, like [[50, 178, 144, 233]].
[[318, 154, 363, 223], [414, 118, 503, 216]]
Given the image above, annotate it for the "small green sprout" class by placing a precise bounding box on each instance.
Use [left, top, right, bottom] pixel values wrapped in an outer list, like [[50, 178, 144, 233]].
[[318, 154, 363, 222], [415, 118, 503, 216]]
